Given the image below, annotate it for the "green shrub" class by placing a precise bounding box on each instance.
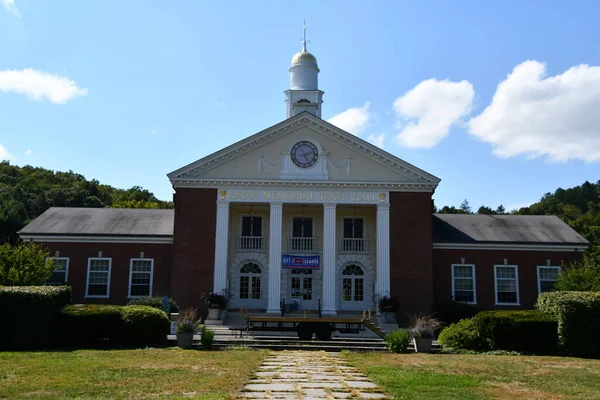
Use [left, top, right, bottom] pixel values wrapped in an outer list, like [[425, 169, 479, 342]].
[[0, 242, 55, 285], [55, 304, 171, 349], [537, 291, 600, 357], [0, 286, 71, 350], [438, 318, 487, 350], [431, 300, 482, 326], [55, 304, 124, 348], [121, 305, 169, 347], [201, 328, 215, 350], [385, 329, 411, 353], [474, 310, 558, 353], [127, 296, 179, 313]]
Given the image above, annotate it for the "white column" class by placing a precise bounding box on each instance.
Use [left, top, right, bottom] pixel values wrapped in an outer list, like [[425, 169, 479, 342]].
[[266, 202, 283, 314], [376, 203, 391, 313], [213, 201, 230, 293], [322, 203, 337, 315]]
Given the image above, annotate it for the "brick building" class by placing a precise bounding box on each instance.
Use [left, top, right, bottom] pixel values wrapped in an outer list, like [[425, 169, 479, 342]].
[[19, 44, 588, 318]]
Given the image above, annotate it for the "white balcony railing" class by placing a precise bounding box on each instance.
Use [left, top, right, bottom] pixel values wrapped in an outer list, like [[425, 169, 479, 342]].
[[340, 238, 369, 253], [288, 237, 317, 253], [236, 236, 266, 252]]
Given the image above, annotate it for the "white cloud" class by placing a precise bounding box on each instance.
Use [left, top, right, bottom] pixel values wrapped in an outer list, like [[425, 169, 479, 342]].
[[151, 128, 159, 135], [394, 79, 474, 148], [0, 144, 14, 161], [469, 61, 600, 162], [24, 149, 32, 155], [3, 0, 19, 17], [367, 133, 385, 149], [328, 102, 371, 136], [0, 68, 88, 104]]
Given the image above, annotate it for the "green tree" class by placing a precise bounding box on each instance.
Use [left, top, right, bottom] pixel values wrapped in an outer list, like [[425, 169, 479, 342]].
[[477, 206, 495, 215], [460, 199, 472, 214], [0, 242, 54, 285], [554, 254, 600, 291]]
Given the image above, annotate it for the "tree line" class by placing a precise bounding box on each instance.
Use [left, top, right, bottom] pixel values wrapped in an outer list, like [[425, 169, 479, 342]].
[[0, 161, 173, 244]]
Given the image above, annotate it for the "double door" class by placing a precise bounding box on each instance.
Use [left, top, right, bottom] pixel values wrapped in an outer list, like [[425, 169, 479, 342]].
[[290, 269, 316, 310]]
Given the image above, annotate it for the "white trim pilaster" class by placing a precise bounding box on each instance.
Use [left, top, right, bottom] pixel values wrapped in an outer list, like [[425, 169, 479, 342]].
[[376, 203, 391, 313], [322, 203, 337, 315], [213, 202, 230, 293], [266, 202, 284, 314]]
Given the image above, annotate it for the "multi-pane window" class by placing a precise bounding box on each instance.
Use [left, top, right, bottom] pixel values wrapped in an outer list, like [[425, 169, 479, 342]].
[[342, 218, 364, 252], [86, 258, 112, 298], [291, 217, 314, 251], [494, 265, 519, 305], [240, 216, 263, 250], [342, 264, 364, 302], [45, 257, 69, 285], [239, 263, 261, 300], [452, 264, 476, 304], [537, 266, 561, 293], [129, 259, 154, 297]]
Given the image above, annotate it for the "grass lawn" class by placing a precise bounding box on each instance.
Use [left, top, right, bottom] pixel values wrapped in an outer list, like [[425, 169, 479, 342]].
[[344, 352, 600, 399], [0, 348, 266, 400]]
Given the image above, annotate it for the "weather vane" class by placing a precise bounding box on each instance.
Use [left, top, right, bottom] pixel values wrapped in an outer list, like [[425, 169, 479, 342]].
[[301, 19, 310, 51]]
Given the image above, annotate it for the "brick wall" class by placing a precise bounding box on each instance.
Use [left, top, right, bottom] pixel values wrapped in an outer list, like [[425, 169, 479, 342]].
[[389, 192, 434, 321], [171, 188, 217, 312], [37, 242, 173, 305], [433, 248, 583, 309]]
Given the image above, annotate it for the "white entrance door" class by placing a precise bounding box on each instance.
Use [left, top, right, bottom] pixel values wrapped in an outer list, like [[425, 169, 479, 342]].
[[290, 269, 316, 310], [341, 264, 366, 311], [238, 262, 263, 309]]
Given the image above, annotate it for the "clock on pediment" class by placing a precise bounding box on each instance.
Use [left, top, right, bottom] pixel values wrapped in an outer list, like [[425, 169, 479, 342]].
[[291, 140, 319, 168]]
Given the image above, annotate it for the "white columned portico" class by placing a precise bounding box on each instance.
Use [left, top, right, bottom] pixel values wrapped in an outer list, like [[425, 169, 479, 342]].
[[376, 203, 391, 313], [213, 202, 230, 293], [322, 203, 337, 315], [267, 202, 284, 314]]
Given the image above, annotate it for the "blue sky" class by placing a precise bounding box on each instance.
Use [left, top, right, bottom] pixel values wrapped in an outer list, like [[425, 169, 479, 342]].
[[1, 1, 599, 211]]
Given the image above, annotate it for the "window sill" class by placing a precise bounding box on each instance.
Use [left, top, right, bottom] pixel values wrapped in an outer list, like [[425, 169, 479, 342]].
[[495, 303, 521, 306], [85, 295, 110, 299]]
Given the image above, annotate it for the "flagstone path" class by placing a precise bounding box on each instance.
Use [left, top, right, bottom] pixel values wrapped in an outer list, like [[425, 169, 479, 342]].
[[238, 351, 389, 399]]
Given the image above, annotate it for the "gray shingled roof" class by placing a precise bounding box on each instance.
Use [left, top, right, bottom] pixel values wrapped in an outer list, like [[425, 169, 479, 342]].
[[18, 207, 174, 237], [433, 214, 588, 245]]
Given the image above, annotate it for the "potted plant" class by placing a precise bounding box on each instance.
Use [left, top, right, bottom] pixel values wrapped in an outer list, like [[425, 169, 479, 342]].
[[378, 295, 398, 323], [202, 291, 229, 320], [409, 314, 442, 353], [176, 307, 202, 349]]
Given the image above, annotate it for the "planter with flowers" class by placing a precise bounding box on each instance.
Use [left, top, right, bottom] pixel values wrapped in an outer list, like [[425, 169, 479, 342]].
[[202, 291, 229, 320], [176, 307, 202, 349], [409, 314, 442, 353]]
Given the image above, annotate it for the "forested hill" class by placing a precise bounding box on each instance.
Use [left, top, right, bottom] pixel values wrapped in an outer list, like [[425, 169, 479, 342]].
[[0, 161, 173, 243], [436, 180, 600, 254], [515, 180, 600, 252]]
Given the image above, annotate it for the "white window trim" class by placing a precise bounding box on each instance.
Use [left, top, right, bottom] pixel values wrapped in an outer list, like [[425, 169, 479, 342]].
[[239, 214, 266, 237], [341, 216, 366, 239], [86, 257, 112, 298], [494, 264, 520, 306], [45, 257, 70, 284], [537, 265, 561, 294], [128, 258, 154, 298], [290, 214, 317, 237], [451, 263, 477, 304]]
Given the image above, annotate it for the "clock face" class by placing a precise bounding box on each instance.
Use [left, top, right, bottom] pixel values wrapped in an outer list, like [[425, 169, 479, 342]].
[[291, 141, 319, 168]]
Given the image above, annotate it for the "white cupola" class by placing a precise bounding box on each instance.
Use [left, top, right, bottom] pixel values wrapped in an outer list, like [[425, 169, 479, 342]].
[[284, 26, 324, 118]]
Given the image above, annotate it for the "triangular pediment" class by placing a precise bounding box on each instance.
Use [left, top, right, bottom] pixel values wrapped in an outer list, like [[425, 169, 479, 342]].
[[168, 113, 440, 191]]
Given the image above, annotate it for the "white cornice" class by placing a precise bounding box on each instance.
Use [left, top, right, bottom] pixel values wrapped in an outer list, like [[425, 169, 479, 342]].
[[433, 242, 588, 252], [167, 113, 441, 186], [170, 179, 437, 192], [21, 235, 173, 244]]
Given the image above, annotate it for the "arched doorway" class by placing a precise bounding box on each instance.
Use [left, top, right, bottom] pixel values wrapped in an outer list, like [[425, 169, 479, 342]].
[[341, 264, 366, 310], [238, 262, 262, 308]]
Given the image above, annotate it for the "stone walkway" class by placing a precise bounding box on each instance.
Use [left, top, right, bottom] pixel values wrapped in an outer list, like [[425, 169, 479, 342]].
[[238, 351, 389, 399]]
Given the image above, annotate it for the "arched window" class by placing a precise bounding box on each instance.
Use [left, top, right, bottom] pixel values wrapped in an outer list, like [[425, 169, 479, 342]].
[[342, 264, 364, 302], [297, 99, 311, 104], [240, 263, 261, 299]]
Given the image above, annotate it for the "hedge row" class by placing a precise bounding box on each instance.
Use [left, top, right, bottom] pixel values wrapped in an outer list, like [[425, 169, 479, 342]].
[[54, 304, 170, 349], [438, 310, 558, 353], [537, 291, 600, 357], [0, 286, 72, 350]]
